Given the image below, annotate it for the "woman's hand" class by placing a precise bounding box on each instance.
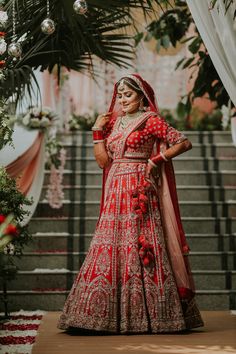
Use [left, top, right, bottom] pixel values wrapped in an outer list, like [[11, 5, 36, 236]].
[[94, 112, 112, 129], [145, 161, 160, 181]]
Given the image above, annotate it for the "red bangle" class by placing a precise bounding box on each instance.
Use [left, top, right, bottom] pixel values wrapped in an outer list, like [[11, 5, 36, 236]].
[[151, 152, 168, 165], [93, 130, 104, 141]]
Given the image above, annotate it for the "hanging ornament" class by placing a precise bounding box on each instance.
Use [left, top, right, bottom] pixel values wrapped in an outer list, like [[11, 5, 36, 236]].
[[41, 0, 55, 35], [73, 0, 88, 15], [41, 18, 55, 35], [8, 42, 22, 57], [7, 0, 22, 59]]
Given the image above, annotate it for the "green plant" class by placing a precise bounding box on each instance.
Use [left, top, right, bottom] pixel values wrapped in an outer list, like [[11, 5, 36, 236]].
[[139, 0, 234, 119], [0, 167, 32, 280], [0, 0, 169, 103], [0, 98, 14, 150]]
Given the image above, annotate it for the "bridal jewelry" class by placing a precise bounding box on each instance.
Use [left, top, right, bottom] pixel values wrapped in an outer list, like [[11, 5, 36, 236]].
[[120, 110, 143, 129]]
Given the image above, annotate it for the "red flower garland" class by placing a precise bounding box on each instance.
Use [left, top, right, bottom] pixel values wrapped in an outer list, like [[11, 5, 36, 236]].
[[0, 323, 40, 331], [0, 336, 36, 345], [130, 180, 156, 268]]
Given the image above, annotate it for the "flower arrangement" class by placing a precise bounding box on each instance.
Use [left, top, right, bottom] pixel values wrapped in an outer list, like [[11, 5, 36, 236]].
[[0, 214, 19, 254], [68, 112, 97, 131], [19, 106, 58, 130], [45, 140, 66, 209], [0, 167, 32, 276], [130, 180, 155, 268], [0, 98, 14, 150]]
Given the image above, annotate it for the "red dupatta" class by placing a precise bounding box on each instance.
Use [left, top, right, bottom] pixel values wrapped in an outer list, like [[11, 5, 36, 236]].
[[98, 73, 195, 300]]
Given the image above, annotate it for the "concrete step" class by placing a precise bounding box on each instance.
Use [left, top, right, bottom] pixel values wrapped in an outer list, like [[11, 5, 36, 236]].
[[64, 157, 236, 171], [44, 170, 236, 186], [63, 143, 236, 159], [13, 251, 236, 271], [61, 131, 233, 145], [40, 185, 236, 202], [24, 233, 236, 253], [28, 216, 236, 234], [1, 290, 235, 311], [7, 270, 236, 292], [34, 200, 236, 218]]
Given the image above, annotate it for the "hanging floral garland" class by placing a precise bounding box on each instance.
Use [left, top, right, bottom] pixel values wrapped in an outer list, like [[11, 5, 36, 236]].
[[17, 106, 66, 209]]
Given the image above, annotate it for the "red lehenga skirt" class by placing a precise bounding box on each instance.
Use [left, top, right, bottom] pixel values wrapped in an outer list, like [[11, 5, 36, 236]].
[[58, 159, 204, 333]]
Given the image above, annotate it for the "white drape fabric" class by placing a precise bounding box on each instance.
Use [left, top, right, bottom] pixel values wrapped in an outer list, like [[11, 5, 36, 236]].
[[186, 0, 236, 143], [0, 125, 46, 226]]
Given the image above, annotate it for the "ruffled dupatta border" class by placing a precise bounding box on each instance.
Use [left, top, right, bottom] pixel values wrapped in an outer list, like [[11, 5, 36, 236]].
[[158, 160, 196, 301]]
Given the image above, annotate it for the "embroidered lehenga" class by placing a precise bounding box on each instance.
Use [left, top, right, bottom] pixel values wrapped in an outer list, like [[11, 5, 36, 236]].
[[58, 74, 204, 333]]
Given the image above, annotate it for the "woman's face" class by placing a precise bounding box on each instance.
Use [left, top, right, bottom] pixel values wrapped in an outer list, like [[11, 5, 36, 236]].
[[117, 83, 141, 114]]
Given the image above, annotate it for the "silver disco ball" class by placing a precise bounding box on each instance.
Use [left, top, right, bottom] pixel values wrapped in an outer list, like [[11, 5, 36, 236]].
[[73, 0, 88, 15], [8, 42, 22, 58], [41, 18, 56, 35]]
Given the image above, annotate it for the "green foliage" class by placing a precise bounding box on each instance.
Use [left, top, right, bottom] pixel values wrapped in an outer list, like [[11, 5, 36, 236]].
[[142, 0, 234, 118], [0, 167, 32, 221], [161, 107, 224, 131], [0, 98, 14, 150], [145, 1, 192, 51], [45, 137, 64, 169], [0, 167, 32, 280], [0, 0, 168, 103]]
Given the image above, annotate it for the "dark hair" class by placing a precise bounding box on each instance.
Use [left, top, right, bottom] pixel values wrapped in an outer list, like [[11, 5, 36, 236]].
[[117, 77, 149, 107]]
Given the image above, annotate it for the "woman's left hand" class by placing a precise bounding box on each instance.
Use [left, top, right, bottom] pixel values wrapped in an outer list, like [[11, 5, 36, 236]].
[[145, 161, 160, 180]]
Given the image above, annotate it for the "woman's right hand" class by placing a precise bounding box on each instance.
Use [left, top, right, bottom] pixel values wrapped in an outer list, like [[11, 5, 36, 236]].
[[94, 112, 112, 129]]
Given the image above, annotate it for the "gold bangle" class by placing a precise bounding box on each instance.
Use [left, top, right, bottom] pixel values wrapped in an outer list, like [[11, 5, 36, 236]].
[[148, 159, 158, 168], [91, 126, 103, 131]]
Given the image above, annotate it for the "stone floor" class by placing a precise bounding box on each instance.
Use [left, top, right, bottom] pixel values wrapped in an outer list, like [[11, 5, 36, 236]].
[[33, 311, 236, 354]]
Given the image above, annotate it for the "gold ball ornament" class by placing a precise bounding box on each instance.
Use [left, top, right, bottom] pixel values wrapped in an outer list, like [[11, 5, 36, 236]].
[[41, 18, 56, 35], [8, 42, 22, 58], [73, 0, 88, 15]]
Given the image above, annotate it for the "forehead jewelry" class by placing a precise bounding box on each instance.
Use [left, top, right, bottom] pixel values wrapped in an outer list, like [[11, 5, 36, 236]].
[[117, 78, 142, 92], [118, 79, 125, 90]]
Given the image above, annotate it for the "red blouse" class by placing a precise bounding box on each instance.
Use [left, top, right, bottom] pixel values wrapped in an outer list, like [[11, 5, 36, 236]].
[[126, 116, 186, 149]]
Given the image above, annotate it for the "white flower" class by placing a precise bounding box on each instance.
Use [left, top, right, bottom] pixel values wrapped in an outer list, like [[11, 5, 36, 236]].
[[221, 104, 230, 129], [0, 70, 5, 82], [31, 107, 41, 116], [0, 38, 7, 55], [0, 11, 8, 26], [22, 113, 30, 126], [4, 243, 15, 255], [40, 116, 50, 127], [42, 107, 51, 116], [30, 118, 40, 127]]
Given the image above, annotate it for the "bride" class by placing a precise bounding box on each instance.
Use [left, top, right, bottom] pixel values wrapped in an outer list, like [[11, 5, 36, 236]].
[[57, 73, 204, 333]]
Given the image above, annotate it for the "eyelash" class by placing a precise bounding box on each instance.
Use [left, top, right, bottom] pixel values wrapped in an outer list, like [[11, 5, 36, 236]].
[[118, 93, 132, 99]]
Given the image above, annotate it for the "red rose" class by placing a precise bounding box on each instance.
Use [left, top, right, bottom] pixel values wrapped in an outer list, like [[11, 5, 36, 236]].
[[143, 256, 150, 267], [139, 201, 148, 213], [0, 31, 6, 37], [139, 193, 148, 203], [138, 235, 146, 246], [4, 224, 19, 237], [0, 215, 6, 224], [0, 60, 6, 68]]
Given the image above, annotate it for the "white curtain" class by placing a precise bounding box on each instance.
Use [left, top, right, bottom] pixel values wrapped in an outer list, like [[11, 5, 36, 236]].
[[186, 0, 236, 143]]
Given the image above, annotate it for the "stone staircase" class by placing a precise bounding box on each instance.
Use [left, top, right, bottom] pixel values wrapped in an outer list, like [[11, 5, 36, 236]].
[[2, 131, 236, 312]]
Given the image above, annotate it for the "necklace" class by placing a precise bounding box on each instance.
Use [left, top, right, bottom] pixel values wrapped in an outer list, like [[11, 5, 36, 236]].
[[120, 110, 143, 129]]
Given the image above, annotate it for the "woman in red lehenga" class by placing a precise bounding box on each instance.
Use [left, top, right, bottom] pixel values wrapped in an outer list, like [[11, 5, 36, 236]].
[[58, 74, 204, 333]]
